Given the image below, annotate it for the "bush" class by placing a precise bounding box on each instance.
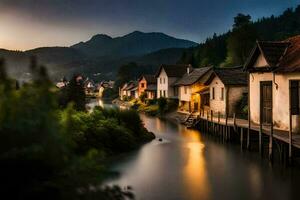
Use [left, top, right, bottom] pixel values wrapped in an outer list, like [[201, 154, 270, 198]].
[[139, 92, 147, 103], [158, 97, 167, 113], [0, 60, 143, 199]]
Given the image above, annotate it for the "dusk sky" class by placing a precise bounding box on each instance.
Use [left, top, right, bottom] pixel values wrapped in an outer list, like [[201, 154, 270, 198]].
[[0, 0, 299, 50]]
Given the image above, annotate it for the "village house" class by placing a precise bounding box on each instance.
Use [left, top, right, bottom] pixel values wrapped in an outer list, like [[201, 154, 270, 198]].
[[205, 67, 248, 117], [138, 74, 157, 99], [84, 79, 95, 94], [119, 81, 138, 100], [174, 67, 212, 113], [244, 35, 300, 133], [155, 64, 192, 99]]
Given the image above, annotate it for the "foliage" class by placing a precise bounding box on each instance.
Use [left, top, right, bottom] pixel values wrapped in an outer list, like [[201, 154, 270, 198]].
[[102, 87, 118, 99], [0, 60, 156, 199], [158, 97, 167, 113], [58, 75, 86, 111], [178, 5, 300, 68], [223, 14, 258, 67], [139, 92, 147, 103]]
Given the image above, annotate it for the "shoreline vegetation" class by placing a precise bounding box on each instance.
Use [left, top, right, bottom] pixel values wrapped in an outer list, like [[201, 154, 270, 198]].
[[113, 97, 179, 116], [0, 59, 155, 200]]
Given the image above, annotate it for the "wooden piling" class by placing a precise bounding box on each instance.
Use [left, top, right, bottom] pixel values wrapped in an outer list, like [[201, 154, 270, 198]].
[[233, 113, 236, 132], [259, 120, 263, 156], [289, 112, 292, 164], [240, 128, 244, 149], [211, 110, 213, 134], [269, 121, 273, 162], [218, 112, 220, 135], [225, 114, 228, 142]]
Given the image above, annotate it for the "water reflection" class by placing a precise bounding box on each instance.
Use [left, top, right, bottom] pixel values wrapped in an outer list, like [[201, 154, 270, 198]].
[[181, 129, 210, 200], [96, 100, 300, 200]]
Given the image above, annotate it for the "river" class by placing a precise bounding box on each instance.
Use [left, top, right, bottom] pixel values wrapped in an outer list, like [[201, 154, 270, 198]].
[[93, 99, 300, 200]]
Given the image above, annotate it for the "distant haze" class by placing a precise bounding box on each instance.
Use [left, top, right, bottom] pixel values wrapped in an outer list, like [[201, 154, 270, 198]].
[[0, 0, 299, 50]]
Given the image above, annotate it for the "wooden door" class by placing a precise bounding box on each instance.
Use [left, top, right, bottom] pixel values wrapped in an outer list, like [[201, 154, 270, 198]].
[[260, 81, 272, 124]]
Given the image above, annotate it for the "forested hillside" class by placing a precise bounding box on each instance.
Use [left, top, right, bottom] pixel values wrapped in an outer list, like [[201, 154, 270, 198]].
[[178, 5, 300, 68]]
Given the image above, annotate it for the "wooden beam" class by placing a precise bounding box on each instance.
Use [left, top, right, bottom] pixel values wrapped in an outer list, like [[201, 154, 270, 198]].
[[240, 128, 244, 150], [269, 121, 273, 161], [289, 112, 292, 164], [247, 72, 251, 150]]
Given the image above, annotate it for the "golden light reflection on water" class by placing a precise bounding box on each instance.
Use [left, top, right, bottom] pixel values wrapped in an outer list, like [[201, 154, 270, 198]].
[[181, 128, 211, 200]]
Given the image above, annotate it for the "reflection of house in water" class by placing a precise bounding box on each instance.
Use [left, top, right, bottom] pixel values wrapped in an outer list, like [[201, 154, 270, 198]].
[[98, 80, 114, 97], [245, 36, 300, 133]]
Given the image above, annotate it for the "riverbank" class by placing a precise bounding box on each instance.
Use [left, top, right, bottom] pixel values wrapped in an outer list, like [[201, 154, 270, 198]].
[[112, 98, 187, 122]]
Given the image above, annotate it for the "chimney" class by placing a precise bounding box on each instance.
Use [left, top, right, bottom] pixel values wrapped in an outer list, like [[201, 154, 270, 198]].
[[187, 64, 192, 74]]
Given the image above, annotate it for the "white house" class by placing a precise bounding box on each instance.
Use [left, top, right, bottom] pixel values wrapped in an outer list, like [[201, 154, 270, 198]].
[[174, 67, 212, 113], [244, 35, 300, 133], [205, 67, 248, 117], [155, 64, 191, 98]]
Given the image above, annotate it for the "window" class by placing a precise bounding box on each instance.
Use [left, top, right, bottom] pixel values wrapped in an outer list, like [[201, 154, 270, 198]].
[[212, 87, 215, 100], [141, 83, 145, 88], [163, 78, 166, 84], [221, 87, 224, 100], [174, 87, 178, 96], [160, 78, 162, 84], [184, 86, 187, 94], [290, 80, 300, 115], [163, 90, 166, 97]]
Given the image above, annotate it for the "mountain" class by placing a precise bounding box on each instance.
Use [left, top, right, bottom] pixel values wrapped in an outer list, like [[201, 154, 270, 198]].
[[72, 31, 197, 58], [0, 31, 197, 81]]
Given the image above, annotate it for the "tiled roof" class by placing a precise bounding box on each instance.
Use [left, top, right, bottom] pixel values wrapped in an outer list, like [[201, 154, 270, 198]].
[[145, 84, 157, 91], [275, 36, 300, 73], [139, 74, 156, 84], [244, 35, 300, 72], [207, 67, 247, 85], [174, 67, 212, 86], [155, 64, 191, 78]]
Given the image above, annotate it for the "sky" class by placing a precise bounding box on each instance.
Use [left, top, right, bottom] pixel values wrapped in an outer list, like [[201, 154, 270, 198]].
[[0, 0, 299, 50]]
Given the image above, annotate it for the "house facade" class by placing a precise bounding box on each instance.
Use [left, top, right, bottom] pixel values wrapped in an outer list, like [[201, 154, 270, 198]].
[[174, 67, 212, 113], [244, 36, 300, 132], [138, 75, 157, 99], [155, 64, 191, 98], [205, 67, 247, 117]]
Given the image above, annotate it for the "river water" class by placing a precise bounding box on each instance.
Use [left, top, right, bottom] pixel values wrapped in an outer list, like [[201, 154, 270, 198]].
[[94, 99, 300, 200]]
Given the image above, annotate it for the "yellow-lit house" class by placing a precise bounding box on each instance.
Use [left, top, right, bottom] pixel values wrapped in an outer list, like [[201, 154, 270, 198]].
[[174, 67, 212, 113]]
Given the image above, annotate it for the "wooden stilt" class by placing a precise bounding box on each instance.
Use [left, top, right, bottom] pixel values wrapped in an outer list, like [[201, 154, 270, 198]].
[[206, 110, 209, 133], [259, 121, 263, 156], [233, 113, 236, 132], [247, 72, 251, 150], [218, 112, 220, 136], [240, 128, 244, 149], [211, 110, 213, 134], [225, 114, 228, 142], [269, 121, 273, 162], [289, 112, 292, 165]]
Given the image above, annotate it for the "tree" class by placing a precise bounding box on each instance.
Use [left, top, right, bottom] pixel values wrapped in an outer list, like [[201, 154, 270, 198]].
[[223, 14, 258, 67], [58, 74, 86, 111]]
